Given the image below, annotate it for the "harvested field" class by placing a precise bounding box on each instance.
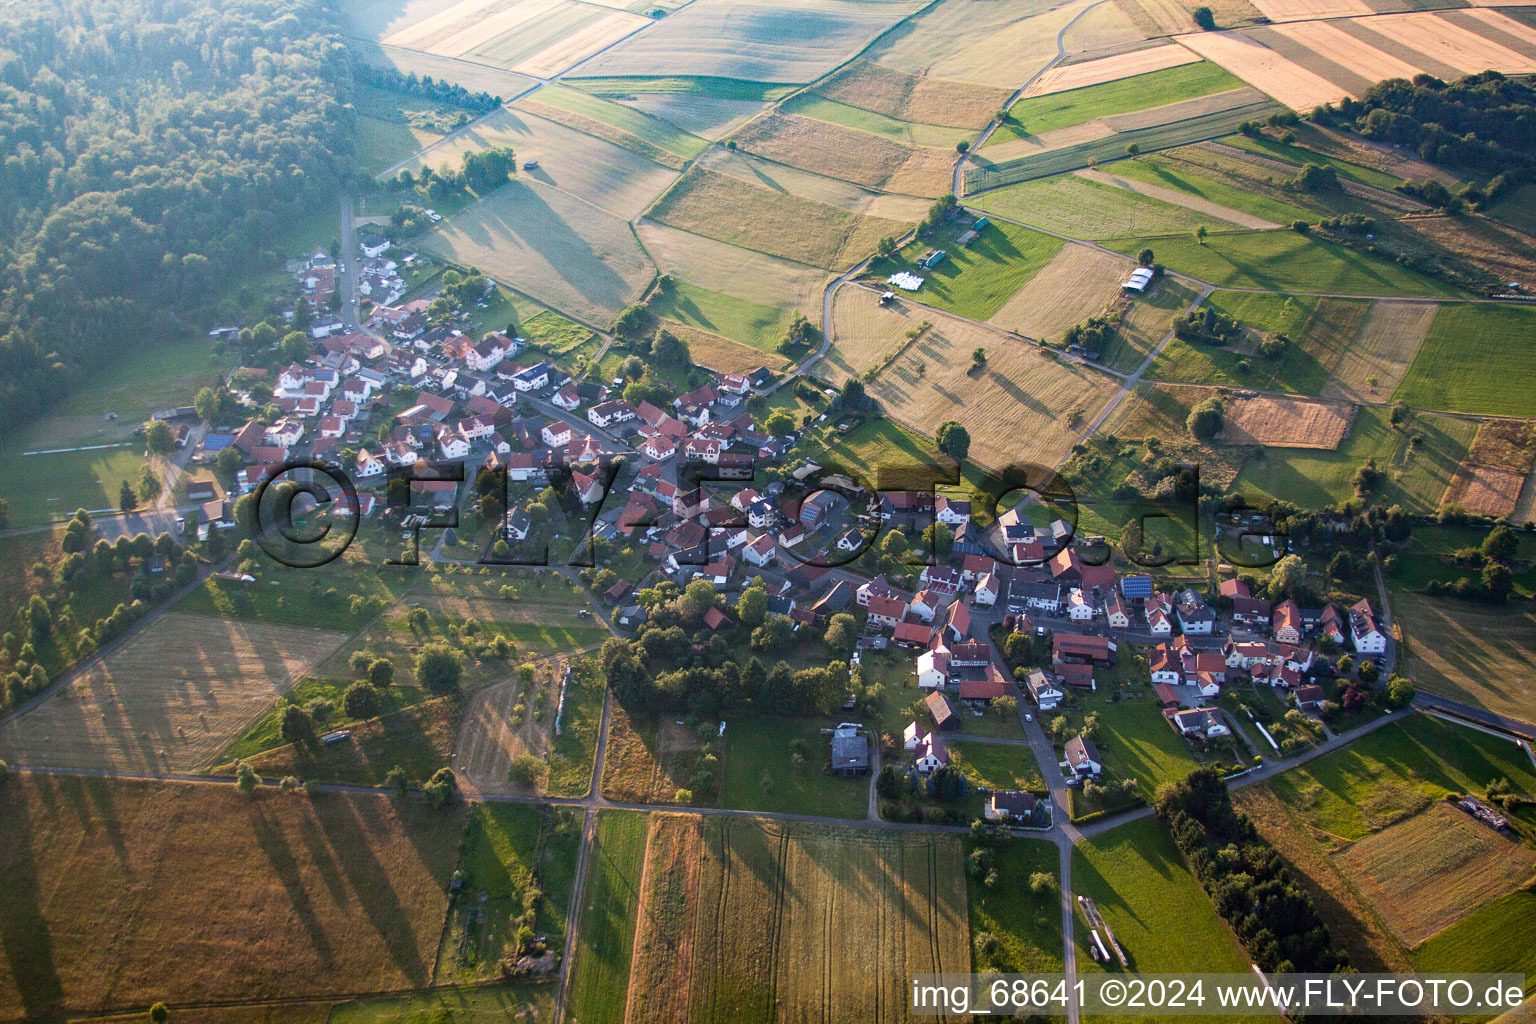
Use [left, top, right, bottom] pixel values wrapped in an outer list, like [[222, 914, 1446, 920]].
[[666, 321, 788, 371], [0, 775, 462, 1018], [865, 0, 1062, 75], [1077, 166, 1278, 228], [1025, 43, 1202, 97], [514, 84, 708, 167], [601, 712, 711, 805], [1269, 19, 1427, 82], [1334, 803, 1536, 947], [624, 815, 971, 1023], [698, 146, 931, 221], [1248, 0, 1372, 19], [452, 666, 563, 797], [648, 166, 914, 270], [987, 243, 1131, 342], [574, 0, 927, 82], [1395, 592, 1536, 725], [1458, 7, 1536, 56], [1466, 419, 1536, 473], [1174, 29, 1351, 109], [0, 613, 347, 773], [814, 60, 1013, 130], [377, 0, 649, 77], [782, 93, 974, 149], [1323, 300, 1437, 402], [731, 111, 952, 196], [395, 107, 679, 218], [824, 284, 925, 385], [635, 220, 827, 315], [864, 304, 1120, 468], [1113, 0, 1195, 36], [928, 0, 1097, 86], [615, 92, 769, 139], [1221, 394, 1354, 449], [420, 179, 654, 326], [1442, 462, 1526, 518], [1062, 0, 1148, 56]]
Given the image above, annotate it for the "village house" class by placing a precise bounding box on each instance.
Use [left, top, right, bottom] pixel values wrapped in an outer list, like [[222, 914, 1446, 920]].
[[1272, 599, 1303, 644], [1171, 707, 1230, 741], [1349, 598, 1387, 654], [1064, 735, 1102, 779], [985, 791, 1037, 823], [1025, 670, 1064, 710], [1175, 589, 1215, 635]]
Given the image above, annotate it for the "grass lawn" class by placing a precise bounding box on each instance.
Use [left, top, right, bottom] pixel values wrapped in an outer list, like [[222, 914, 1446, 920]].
[[649, 279, 790, 353], [719, 716, 870, 819], [990, 62, 1245, 142], [1058, 683, 1205, 801], [1072, 817, 1250, 979], [1392, 303, 1536, 417], [567, 809, 648, 1024], [966, 837, 1064, 973], [802, 417, 996, 497], [0, 447, 148, 527], [436, 803, 581, 983], [1413, 890, 1536, 977], [782, 92, 972, 149], [521, 308, 598, 352], [950, 739, 1045, 794], [1486, 182, 1536, 236], [1266, 712, 1536, 843], [1102, 230, 1466, 297], [547, 659, 608, 797], [178, 557, 408, 632], [1234, 404, 1475, 513], [1107, 155, 1319, 226], [892, 220, 1065, 321]]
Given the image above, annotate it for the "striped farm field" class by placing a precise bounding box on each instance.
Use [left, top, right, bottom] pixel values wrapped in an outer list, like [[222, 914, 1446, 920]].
[[1175, 29, 1350, 110], [812, 59, 1014, 130], [567, 810, 649, 1024], [1393, 303, 1536, 417], [374, 0, 650, 77], [648, 165, 915, 270], [573, 0, 927, 82], [1025, 42, 1202, 97], [623, 814, 971, 1024], [990, 61, 1247, 141]]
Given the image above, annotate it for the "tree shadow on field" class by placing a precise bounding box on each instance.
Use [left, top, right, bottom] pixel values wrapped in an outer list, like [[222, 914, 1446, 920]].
[[0, 778, 65, 1019], [246, 798, 337, 969], [322, 795, 433, 987]]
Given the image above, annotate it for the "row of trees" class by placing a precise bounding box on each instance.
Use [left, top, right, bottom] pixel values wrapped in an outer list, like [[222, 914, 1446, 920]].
[[351, 58, 501, 113]]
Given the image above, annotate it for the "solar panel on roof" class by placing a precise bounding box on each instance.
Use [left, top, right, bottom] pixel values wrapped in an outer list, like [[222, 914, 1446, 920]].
[[202, 433, 234, 451]]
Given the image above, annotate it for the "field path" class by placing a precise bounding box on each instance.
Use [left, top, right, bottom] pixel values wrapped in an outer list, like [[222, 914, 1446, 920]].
[[1073, 167, 1281, 229]]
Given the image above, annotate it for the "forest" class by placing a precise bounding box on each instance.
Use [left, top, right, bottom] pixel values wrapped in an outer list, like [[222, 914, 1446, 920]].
[[0, 0, 352, 429]]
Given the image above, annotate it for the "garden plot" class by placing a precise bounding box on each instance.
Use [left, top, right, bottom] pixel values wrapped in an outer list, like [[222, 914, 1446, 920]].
[[814, 59, 1014, 130], [986, 243, 1131, 343], [0, 614, 348, 773], [394, 106, 679, 218], [1025, 43, 1202, 97], [1333, 802, 1536, 947], [1221, 394, 1354, 449], [864, 305, 1120, 468], [420, 179, 655, 326], [573, 0, 927, 82]]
